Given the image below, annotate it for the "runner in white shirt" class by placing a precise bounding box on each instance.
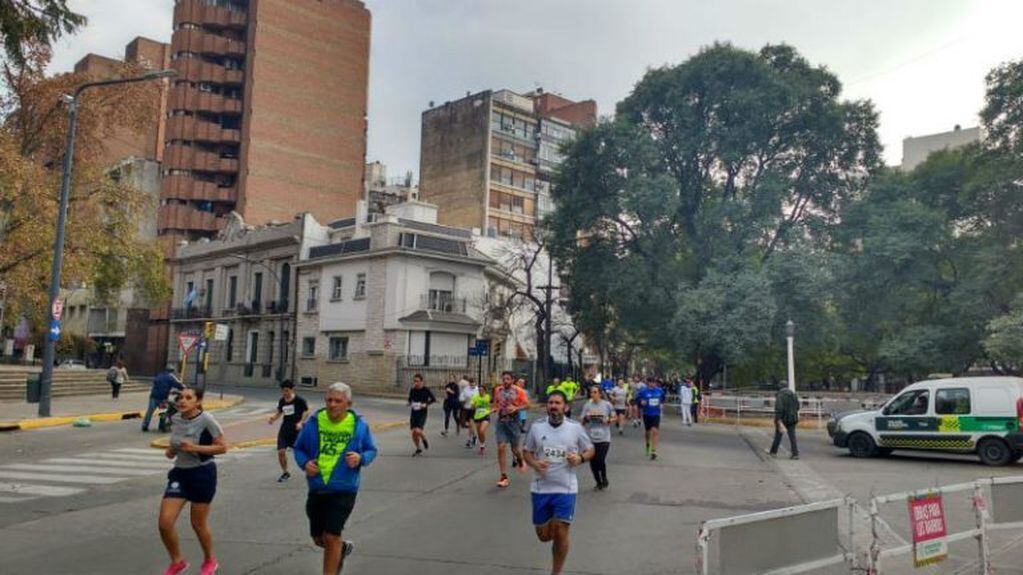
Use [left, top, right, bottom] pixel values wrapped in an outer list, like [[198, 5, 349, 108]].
[[522, 390, 595, 575], [609, 379, 628, 435], [458, 377, 480, 448]]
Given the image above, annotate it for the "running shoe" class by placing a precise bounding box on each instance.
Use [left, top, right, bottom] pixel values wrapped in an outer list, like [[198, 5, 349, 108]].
[[200, 558, 219, 575], [765, 449, 777, 458], [422, 438, 430, 450], [478, 445, 486, 457], [441, 430, 448, 437], [412, 448, 423, 457], [342, 540, 355, 558], [790, 454, 800, 460], [650, 452, 657, 461], [163, 560, 189, 575], [496, 475, 510, 488], [465, 439, 472, 448], [277, 472, 290, 483]]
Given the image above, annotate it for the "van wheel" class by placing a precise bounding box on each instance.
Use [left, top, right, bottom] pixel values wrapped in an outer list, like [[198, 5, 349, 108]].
[[977, 438, 1013, 466], [848, 432, 878, 458]]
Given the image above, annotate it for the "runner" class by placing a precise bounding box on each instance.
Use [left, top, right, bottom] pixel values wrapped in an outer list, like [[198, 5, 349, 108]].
[[545, 377, 561, 399], [581, 385, 614, 490], [294, 382, 378, 575], [630, 376, 647, 428], [558, 377, 579, 419], [459, 377, 480, 448], [407, 374, 437, 456], [678, 378, 693, 426], [158, 387, 226, 575], [493, 371, 529, 488], [441, 378, 461, 437], [636, 377, 666, 460], [267, 379, 310, 482], [522, 390, 595, 575], [609, 379, 628, 435], [515, 376, 530, 433], [470, 383, 492, 457]]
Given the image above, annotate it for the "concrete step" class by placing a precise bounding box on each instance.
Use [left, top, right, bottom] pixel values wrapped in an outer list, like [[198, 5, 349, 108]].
[[0, 382, 148, 401]]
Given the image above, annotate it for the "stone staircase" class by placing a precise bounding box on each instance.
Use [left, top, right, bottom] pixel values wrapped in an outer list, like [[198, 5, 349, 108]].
[[0, 368, 149, 402]]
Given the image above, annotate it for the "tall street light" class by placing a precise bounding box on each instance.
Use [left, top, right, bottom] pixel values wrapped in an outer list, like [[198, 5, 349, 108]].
[[38, 69, 177, 417], [785, 319, 796, 392]]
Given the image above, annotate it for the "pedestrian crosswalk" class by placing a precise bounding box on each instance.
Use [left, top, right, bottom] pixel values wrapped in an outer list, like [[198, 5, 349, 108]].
[[0, 446, 265, 505], [212, 401, 278, 420]]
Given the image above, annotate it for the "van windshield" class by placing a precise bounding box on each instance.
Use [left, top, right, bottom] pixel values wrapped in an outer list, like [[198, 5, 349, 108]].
[[883, 389, 930, 416]]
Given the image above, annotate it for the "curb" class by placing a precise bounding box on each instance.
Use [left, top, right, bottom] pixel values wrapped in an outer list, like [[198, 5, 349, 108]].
[[149, 419, 407, 450], [0, 395, 244, 433]]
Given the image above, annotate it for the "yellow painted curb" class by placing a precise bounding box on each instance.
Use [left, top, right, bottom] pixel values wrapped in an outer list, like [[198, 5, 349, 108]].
[[0, 396, 243, 433], [149, 419, 407, 449]]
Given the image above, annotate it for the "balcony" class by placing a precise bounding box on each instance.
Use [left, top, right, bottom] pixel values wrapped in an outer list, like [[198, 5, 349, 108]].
[[170, 306, 213, 321], [164, 144, 240, 174], [166, 115, 241, 144], [161, 174, 236, 203], [171, 58, 244, 86], [168, 85, 242, 116], [174, 0, 247, 30], [420, 293, 468, 314], [171, 29, 246, 58], [158, 204, 222, 233]]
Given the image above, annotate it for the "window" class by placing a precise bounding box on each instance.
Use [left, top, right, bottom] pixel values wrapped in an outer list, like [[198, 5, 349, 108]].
[[884, 389, 930, 416], [935, 388, 971, 415], [302, 337, 315, 357], [185, 281, 195, 307], [306, 280, 318, 311], [354, 273, 366, 299], [398, 233, 416, 248], [331, 276, 343, 300], [227, 275, 237, 308], [204, 278, 214, 311], [225, 328, 234, 361], [328, 336, 349, 361], [247, 331, 259, 364], [267, 331, 275, 367], [282, 330, 289, 364], [252, 272, 263, 309]]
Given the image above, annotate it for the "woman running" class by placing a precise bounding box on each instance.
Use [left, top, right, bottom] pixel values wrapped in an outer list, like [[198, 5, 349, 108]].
[[581, 384, 614, 490], [471, 384, 492, 457], [159, 387, 227, 575]]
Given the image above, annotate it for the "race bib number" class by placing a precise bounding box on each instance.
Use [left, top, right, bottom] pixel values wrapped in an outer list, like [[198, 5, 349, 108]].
[[543, 445, 567, 463], [282, 405, 295, 416], [649, 398, 660, 407], [411, 402, 424, 411]]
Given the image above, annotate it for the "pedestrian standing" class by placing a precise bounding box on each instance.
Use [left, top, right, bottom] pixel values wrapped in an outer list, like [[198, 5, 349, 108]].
[[107, 359, 129, 399], [267, 379, 310, 482], [294, 382, 378, 575], [768, 386, 800, 459], [678, 380, 693, 426], [143, 366, 184, 432], [459, 377, 480, 448], [581, 385, 614, 490], [522, 390, 595, 575], [408, 374, 436, 456], [441, 379, 461, 437], [158, 387, 226, 575], [493, 371, 528, 488]]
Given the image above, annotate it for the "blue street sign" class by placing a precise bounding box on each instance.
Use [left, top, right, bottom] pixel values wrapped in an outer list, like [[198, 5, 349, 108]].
[[468, 347, 480, 357], [48, 320, 61, 341], [473, 339, 490, 357]]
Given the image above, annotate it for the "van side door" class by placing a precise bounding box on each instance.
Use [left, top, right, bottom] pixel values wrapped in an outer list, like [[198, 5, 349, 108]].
[[876, 388, 935, 449], [932, 387, 975, 451]]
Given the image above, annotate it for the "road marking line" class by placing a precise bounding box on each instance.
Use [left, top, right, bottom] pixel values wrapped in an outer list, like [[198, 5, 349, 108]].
[[0, 471, 123, 484], [0, 496, 38, 503], [83, 452, 172, 461], [2, 464, 161, 476], [111, 448, 174, 455], [43, 458, 169, 469], [0, 482, 85, 496]]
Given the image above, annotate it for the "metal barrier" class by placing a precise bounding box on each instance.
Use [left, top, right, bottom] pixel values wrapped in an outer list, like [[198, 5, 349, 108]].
[[867, 476, 1023, 574], [693, 394, 829, 427], [697, 498, 856, 575]]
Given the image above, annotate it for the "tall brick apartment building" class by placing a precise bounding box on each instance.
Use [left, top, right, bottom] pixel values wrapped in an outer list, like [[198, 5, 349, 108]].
[[419, 89, 596, 239], [160, 0, 371, 241]]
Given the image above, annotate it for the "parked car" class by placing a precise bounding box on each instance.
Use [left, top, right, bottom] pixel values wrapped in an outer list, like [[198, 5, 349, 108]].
[[828, 377, 1023, 466], [57, 359, 87, 370]]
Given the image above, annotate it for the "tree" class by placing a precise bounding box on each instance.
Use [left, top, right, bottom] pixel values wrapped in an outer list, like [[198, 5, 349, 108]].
[[984, 297, 1023, 375], [551, 43, 881, 385], [0, 1, 84, 66], [0, 47, 169, 325]]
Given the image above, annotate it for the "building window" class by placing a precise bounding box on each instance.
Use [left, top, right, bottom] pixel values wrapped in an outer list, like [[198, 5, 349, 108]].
[[306, 280, 319, 311], [302, 337, 315, 357], [328, 336, 348, 361], [331, 276, 343, 301], [227, 275, 237, 308], [398, 233, 416, 248], [247, 331, 259, 364], [282, 330, 289, 364], [225, 328, 234, 361], [268, 331, 275, 367], [354, 273, 366, 299], [252, 272, 263, 310], [204, 278, 214, 311]]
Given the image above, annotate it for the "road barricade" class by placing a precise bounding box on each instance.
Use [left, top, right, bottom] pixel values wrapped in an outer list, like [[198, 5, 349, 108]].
[[697, 497, 856, 574]]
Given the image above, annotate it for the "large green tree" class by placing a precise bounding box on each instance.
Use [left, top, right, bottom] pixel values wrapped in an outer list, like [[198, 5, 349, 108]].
[[0, 0, 84, 65], [551, 43, 881, 384]]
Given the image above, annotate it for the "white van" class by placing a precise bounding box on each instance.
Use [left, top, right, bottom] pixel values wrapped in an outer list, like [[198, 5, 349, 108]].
[[828, 377, 1023, 466]]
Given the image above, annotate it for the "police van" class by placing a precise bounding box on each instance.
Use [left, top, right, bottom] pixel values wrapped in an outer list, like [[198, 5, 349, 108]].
[[828, 377, 1023, 466]]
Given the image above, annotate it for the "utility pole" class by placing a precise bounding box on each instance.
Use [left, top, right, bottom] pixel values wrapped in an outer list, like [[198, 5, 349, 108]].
[[785, 320, 796, 392]]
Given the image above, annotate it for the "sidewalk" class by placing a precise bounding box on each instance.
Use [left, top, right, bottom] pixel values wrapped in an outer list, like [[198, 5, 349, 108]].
[[0, 391, 243, 432]]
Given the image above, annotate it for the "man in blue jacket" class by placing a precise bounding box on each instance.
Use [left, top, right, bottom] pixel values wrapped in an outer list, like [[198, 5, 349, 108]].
[[294, 381, 378, 575]]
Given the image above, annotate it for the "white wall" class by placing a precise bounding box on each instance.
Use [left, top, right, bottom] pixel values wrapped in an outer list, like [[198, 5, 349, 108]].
[[317, 261, 369, 332]]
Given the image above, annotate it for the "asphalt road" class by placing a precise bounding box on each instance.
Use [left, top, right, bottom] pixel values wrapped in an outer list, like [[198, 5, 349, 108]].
[[0, 393, 1020, 574]]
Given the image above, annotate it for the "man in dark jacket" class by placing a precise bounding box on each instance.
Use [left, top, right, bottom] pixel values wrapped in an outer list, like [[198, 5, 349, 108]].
[[768, 386, 800, 459], [294, 381, 378, 575], [142, 366, 183, 432]]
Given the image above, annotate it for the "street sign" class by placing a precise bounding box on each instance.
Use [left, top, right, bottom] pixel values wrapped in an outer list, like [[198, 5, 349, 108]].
[[468, 346, 480, 357], [178, 332, 200, 354], [48, 320, 61, 341], [908, 492, 948, 567], [474, 339, 490, 357], [213, 323, 229, 341], [52, 299, 64, 321]]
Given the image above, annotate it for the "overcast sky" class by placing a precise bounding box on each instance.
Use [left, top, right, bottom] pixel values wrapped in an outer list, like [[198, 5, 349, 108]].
[[49, 0, 1023, 179]]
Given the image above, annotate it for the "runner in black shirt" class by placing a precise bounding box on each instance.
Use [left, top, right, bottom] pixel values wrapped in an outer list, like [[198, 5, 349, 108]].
[[441, 380, 461, 437], [408, 374, 437, 456], [267, 380, 309, 482]]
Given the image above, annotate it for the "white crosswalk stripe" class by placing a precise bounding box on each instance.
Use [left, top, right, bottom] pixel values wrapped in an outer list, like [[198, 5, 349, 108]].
[[0, 444, 267, 505]]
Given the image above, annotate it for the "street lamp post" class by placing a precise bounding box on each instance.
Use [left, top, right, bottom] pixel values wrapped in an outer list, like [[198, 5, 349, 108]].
[[785, 319, 796, 392], [38, 70, 176, 417]]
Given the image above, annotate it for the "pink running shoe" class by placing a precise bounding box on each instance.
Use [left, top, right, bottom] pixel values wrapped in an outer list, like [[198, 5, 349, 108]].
[[163, 560, 189, 575], [200, 558, 219, 574]]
